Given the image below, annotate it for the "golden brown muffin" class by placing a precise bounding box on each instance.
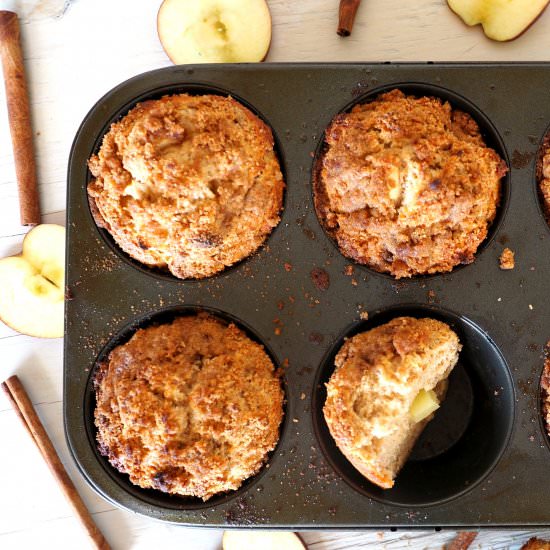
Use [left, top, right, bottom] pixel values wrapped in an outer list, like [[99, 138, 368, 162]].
[[323, 317, 461, 489], [94, 313, 284, 501], [88, 94, 284, 279], [521, 538, 550, 550], [542, 354, 550, 439], [314, 89, 507, 278], [537, 133, 550, 220]]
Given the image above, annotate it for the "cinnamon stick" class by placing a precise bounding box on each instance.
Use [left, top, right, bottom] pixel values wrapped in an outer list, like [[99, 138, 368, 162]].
[[2, 375, 110, 550], [337, 0, 362, 37], [0, 11, 40, 226], [445, 532, 478, 550]]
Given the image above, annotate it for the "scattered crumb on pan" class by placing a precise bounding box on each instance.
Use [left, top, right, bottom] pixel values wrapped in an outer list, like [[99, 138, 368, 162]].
[[499, 248, 515, 270]]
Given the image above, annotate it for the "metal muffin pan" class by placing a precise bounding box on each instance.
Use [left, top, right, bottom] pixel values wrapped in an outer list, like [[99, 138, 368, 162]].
[[65, 63, 550, 528]]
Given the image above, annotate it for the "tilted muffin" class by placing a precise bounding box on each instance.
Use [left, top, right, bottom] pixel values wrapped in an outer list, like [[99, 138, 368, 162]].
[[314, 89, 507, 278], [323, 317, 461, 489], [88, 94, 284, 279], [94, 313, 284, 501]]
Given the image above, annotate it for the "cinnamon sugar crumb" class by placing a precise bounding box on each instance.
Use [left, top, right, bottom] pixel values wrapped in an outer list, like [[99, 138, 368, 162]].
[[344, 265, 354, 276], [499, 248, 515, 270]]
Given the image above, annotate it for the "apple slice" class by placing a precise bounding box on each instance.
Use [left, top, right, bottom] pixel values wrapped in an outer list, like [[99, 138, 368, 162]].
[[447, 0, 550, 41], [410, 389, 440, 423], [0, 224, 65, 338], [222, 531, 306, 550], [157, 0, 272, 64]]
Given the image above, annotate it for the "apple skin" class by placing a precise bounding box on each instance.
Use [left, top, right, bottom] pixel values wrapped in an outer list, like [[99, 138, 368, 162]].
[[157, 0, 272, 64], [447, 0, 550, 41]]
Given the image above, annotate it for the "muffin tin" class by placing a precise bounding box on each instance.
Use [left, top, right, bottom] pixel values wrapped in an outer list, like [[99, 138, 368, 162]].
[[65, 63, 550, 528]]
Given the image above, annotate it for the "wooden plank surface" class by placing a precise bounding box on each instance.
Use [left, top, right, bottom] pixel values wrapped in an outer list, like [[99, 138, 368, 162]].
[[1, 1, 550, 548]]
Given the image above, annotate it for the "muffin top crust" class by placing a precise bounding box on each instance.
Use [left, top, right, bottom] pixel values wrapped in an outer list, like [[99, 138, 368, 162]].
[[88, 94, 284, 279], [314, 89, 507, 278], [94, 313, 284, 501], [538, 133, 550, 222], [323, 316, 461, 488]]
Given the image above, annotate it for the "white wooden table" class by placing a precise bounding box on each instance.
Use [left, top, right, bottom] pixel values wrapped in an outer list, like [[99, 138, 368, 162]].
[[2, 1, 550, 548]]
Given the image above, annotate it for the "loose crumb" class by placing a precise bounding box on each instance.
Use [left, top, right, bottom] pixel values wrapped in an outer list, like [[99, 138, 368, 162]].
[[359, 311, 369, 320], [499, 248, 515, 270]]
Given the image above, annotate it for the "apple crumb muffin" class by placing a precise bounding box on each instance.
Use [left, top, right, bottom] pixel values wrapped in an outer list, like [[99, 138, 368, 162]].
[[323, 317, 461, 489], [88, 94, 284, 279], [537, 133, 550, 222], [94, 313, 284, 501], [314, 89, 507, 278], [541, 353, 550, 441]]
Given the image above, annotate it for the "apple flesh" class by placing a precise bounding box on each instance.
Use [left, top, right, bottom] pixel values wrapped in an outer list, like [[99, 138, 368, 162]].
[[447, 0, 550, 41], [222, 531, 305, 550], [0, 224, 65, 338], [410, 389, 440, 423], [157, 0, 272, 64]]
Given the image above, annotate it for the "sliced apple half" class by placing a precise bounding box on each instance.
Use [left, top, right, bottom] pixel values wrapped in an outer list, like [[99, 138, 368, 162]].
[[447, 0, 550, 41], [157, 0, 272, 64], [0, 224, 65, 338], [222, 531, 305, 550]]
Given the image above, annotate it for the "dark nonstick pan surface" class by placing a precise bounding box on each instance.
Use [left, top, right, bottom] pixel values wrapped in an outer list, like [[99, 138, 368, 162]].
[[65, 63, 550, 527]]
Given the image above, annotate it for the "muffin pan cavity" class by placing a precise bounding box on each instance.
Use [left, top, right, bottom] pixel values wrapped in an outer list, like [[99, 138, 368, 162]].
[[66, 64, 550, 527], [83, 305, 287, 511], [312, 82, 511, 281], [84, 83, 287, 282], [312, 304, 514, 507]]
